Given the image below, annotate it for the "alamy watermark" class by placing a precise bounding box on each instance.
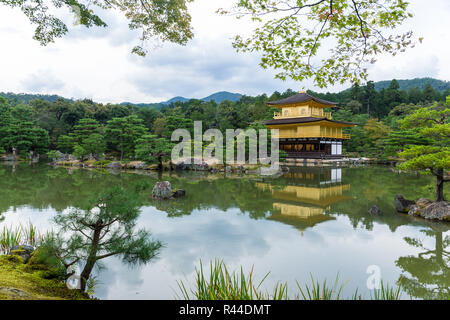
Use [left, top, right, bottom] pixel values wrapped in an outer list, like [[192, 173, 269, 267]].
[[366, 265, 382, 290], [171, 121, 280, 175], [66, 266, 81, 290]]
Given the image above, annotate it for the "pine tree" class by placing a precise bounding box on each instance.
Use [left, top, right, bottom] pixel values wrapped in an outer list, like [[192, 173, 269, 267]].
[[397, 98, 450, 201], [105, 115, 147, 161], [41, 186, 162, 292]]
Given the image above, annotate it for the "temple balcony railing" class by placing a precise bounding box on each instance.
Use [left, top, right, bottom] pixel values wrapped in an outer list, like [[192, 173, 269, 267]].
[[277, 133, 351, 139], [273, 111, 332, 120]]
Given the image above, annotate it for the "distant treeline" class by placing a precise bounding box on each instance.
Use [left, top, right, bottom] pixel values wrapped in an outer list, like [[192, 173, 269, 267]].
[[310, 79, 449, 119]]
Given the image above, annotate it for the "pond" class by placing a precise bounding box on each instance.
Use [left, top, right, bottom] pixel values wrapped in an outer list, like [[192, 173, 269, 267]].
[[0, 162, 449, 299]]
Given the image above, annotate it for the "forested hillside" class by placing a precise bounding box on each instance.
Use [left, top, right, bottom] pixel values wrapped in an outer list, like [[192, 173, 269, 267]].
[[0, 92, 71, 104], [3, 78, 447, 107], [373, 78, 450, 92]]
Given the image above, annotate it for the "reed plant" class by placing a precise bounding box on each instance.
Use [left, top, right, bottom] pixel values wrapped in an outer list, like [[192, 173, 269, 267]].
[[178, 260, 406, 300], [0, 225, 22, 254], [0, 223, 44, 254], [370, 281, 403, 300], [177, 259, 288, 300], [296, 273, 348, 300]]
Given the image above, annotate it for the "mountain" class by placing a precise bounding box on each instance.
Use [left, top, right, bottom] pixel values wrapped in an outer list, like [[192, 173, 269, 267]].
[[123, 91, 242, 108], [162, 96, 190, 105], [372, 77, 450, 92], [2, 79, 447, 107], [201, 91, 242, 103], [1, 90, 242, 109], [0, 92, 71, 104], [160, 91, 242, 105]]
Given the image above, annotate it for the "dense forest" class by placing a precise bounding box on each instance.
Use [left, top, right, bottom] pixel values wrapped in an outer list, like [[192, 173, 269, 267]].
[[0, 79, 449, 162]]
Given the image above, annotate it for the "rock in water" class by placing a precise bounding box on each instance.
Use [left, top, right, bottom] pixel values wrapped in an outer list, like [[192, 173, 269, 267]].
[[368, 205, 382, 216], [408, 198, 433, 217], [419, 201, 450, 221], [172, 189, 186, 198], [152, 181, 172, 199], [106, 162, 122, 169], [394, 194, 415, 213], [8, 245, 35, 263]]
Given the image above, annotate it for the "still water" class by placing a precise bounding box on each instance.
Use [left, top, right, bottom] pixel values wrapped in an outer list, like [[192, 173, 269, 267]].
[[0, 163, 448, 299]]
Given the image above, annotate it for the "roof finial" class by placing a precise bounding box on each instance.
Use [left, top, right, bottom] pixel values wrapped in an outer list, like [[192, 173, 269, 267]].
[[300, 87, 306, 94]]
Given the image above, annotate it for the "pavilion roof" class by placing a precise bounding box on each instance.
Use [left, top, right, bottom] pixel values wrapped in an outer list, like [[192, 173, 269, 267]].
[[268, 92, 338, 106]]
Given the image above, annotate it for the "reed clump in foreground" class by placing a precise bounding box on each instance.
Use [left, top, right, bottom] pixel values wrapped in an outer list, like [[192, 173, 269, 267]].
[[0, 223, 44, 254], [177, 259, 405, 300]]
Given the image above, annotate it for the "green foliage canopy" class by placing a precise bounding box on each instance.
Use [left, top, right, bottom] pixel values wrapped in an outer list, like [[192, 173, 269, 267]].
[[221, 0, 417, 87], [0, 0, 194, 56]]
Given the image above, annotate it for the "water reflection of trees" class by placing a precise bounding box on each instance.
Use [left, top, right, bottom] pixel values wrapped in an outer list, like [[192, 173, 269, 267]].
[[396, 225, 450, 299], [0, 163, 445, 235], [3, 163, 449, 297], [0, 163, 275, 219], [0, 163, 153, 213], [330, 166, 441, 232]]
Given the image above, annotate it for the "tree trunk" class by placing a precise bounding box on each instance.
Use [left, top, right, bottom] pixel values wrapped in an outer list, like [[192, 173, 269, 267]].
[[436, 232, 443, 266], [436, 168, 445, 202], [120, 134, 124, 161], [79, 226, 101, 292], [158, 155, 163, 171], [80, 256, 96, 292]]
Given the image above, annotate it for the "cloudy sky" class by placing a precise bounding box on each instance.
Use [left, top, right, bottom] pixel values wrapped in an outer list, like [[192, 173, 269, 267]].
[[0, 0, 449, 103]]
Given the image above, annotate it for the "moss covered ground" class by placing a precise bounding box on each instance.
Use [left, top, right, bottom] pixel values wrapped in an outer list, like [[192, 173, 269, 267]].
[[0, 255, 90, 300]]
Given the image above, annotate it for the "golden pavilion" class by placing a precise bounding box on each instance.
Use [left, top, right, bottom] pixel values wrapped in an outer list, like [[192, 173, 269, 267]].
[[265, 91, 357, 159]]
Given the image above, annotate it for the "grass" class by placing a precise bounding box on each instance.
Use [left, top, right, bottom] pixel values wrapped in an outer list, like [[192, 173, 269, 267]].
[[177, 259, 288, 300], [178, 259, 405, 300], [370, 280, 403, 300], [296, 273, 348, 300], [0, 223, 45, 254]]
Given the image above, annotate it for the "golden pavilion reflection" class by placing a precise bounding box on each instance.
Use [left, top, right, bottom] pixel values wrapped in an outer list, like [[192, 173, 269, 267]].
[[257, 167, 353, 233]]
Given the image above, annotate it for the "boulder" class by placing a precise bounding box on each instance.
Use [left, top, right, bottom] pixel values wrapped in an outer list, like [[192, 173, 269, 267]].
[[0, 287, 32, 299], [193, 162, 209, 171], [259, 166, 283, 176], [409, 198, 433, 217], [419, 201, 450, 221], [394, 194, 415, 213], [152, 181, 172, 199], [416, 198, 433, 208], [368, 205, 382, 216], [172, 189, 186, 198], [176, 161, 188, 170], [210, 167, 219, 174], [106, 161, 122, 169], [1, 154, 17, 161], [51, 151, 76, 163], [134, 162, 146, 169], [8, 245, 35, 263], [123, 161, 146, 169]]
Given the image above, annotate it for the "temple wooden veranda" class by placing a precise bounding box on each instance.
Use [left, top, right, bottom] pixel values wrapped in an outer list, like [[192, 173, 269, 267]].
[[265, 91, 357, 159]]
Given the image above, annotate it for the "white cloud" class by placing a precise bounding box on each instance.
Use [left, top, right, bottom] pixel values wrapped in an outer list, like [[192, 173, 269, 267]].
[[21, 70, 66, 93], [0, 0, 448, 103]]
